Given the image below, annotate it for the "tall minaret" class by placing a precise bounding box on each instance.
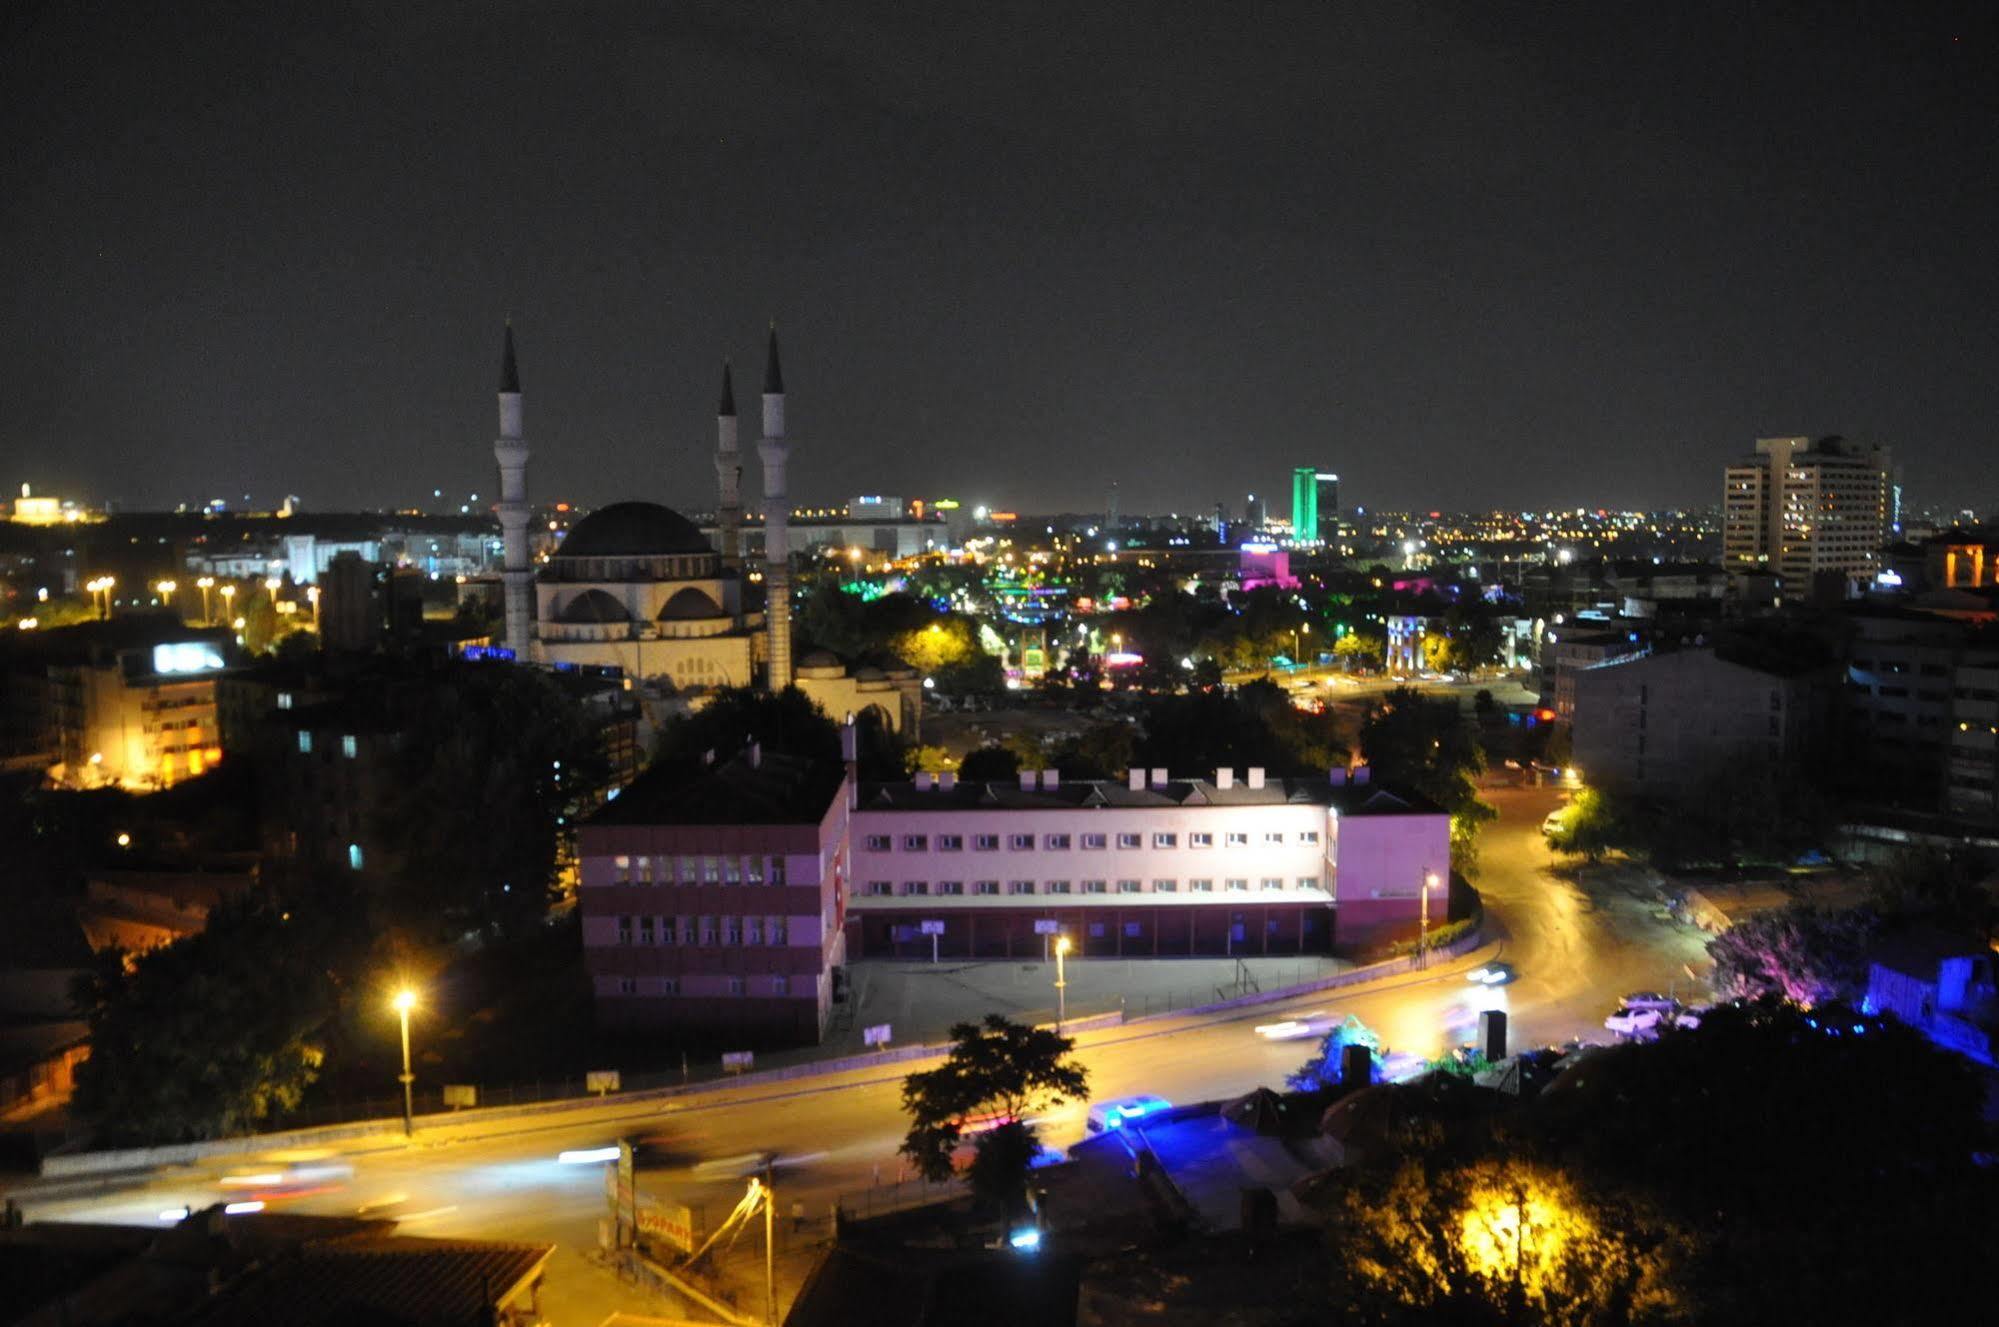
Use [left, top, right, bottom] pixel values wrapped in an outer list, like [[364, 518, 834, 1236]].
[[757, 325, 793, 690], [493, 324, 534, 655], [714, 361, 742, 570]]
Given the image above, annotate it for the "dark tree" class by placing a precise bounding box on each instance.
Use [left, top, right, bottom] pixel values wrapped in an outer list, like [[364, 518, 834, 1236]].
[[373, 662, 605, 934], [900, 1015, 1088, 1216], [1359, 687, 1495, 873], [959, 745, 1022, 782], [653, 685, 840, 768], [71, 895, 338, 1143], [1705, 903, 1880, 1004]]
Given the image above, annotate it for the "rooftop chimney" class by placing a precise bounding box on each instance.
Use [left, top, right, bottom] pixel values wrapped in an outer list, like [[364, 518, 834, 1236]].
[[1215, 768, 1234, 790], [1041, 769, 1060, 791], [1353, 765, 1371, 786], [1128, 768, 1146, 792], [1328, 767, 1347, 786], [1150, 767, 1170, 788], [940, 771, 957, 791], [1020, 769, 1038, 792], [915, 771, 933, 791], [1246, 766, 1266, 790]]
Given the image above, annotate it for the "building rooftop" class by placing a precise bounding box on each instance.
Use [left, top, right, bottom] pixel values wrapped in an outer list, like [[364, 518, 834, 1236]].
[[857, 773, 1441, 816], [588, 750, 847, 827]]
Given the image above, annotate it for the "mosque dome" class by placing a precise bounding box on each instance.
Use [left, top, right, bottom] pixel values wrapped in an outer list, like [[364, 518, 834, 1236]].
[[556, 501, 711, 558]]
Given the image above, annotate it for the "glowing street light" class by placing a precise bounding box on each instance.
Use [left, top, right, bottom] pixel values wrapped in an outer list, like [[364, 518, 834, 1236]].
[[1054, 934, 1073, 1031], [392, 988, 419, 1138], [195, 576, 215, 622], [305, 584, 321, 630]]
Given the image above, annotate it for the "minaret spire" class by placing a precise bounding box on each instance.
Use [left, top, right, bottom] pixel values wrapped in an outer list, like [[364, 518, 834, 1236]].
[[757, 326, 792, 690], [493, 324, 533, 656], [715, 359, 743, 570]]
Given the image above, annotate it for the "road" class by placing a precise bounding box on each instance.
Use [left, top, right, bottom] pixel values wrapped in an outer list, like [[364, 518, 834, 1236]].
[[11, 785, 1706, 1323]]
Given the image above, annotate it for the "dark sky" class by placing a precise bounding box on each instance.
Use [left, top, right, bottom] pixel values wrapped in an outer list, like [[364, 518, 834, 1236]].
[[4, 2, 1994, 518]]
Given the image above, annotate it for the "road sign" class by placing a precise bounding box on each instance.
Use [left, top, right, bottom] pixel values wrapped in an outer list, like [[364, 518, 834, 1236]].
[[863, 1023, 892, 1048], [637, 1200, 703, 1254], [919, 920, 945, 935], [587, 1070, 621, 1096], [1033, 919, 1059, 935], [441, 1084, 477, 1109], [722, 1051, 755, 1073]]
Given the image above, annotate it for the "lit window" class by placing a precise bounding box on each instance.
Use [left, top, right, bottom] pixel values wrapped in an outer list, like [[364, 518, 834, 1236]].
[[297, 731, 313, 754], [340, 734, 357, 759], [347, 842, 364, 871]]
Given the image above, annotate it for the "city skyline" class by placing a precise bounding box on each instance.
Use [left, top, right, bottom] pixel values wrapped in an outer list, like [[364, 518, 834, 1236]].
[[5, 5, 1995, 515]]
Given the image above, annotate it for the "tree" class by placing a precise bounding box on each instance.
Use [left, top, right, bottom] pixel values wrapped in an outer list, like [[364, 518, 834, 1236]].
[[1705, 903, 1880, 1004], [1322, 1157, 1692, 1326], [1287, 1014, 1383, 1092], [1360, 687, 1496, 874], [959, 746, 1022, 782], [653, 685, 840, 768], [373, 662, 606, 935], [1867, 848, 1997, 936], [1047, 721, 1138, 780], [900, 1015, 1088, 1216], [71, 895, 337, 1144], [1544, 786, 1621, 864]]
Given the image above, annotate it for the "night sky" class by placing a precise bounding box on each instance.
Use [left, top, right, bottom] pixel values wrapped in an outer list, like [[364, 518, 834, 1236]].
[[4, 2, 1994, 518]]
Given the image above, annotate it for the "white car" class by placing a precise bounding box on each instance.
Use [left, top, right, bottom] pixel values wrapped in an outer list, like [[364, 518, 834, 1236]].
[[1086, 1094, 1172, 1133], [1254, 1012, 1330, 1041], [1603, 1007, 1666, 1038]]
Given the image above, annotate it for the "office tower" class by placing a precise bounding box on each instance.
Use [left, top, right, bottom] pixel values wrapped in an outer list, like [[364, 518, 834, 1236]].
[[1722, 435, 1890, 598]]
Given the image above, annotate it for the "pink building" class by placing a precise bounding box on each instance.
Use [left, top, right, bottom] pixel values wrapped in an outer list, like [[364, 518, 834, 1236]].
[[846, 766, 1446, 960], [1237, 542, 1302, 592], [577, 749, 851, 1043]]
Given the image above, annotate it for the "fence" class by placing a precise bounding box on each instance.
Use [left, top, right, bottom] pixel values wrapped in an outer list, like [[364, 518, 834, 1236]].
[[835, 1175, 969, 1224]]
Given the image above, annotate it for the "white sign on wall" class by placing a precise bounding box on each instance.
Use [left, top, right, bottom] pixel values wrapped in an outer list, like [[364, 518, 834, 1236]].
[[919, 920, 945, 935], [863, 1023, 892, 1048]]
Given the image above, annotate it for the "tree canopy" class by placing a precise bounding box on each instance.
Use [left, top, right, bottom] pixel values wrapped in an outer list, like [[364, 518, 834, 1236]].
[[71, 894, 343, 1144], [900, 1015, 1088, 1213], [1360, 687, 1495, 873]]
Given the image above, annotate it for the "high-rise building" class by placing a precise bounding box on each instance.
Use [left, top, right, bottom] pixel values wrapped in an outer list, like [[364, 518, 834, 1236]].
[[1722, 435, 1890, 598], [1290, 467, 1340, 543], [1244, 492, 1266, 530]]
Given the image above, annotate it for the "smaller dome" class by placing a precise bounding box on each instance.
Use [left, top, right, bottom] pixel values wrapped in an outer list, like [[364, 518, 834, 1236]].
[[658, 587, 723, 621], [798, 650, 841, 670], [853, 665, 885, 681], [556, 589, 631, 624]]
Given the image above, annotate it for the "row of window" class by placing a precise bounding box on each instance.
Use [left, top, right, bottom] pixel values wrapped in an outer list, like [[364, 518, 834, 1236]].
[[608, 855, 788, 886], [861, 829, 1319, 853], [614, 914, 791, 946], [611, 975, 790, 996], [297, 732, 361, 759], [860, 876, 1321, 897]]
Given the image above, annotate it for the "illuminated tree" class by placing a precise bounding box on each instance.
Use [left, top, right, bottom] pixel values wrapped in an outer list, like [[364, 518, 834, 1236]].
[[900, 1015, 1088, 1215], [1324, 1158, 1691, 1326], [1705, 902, 1878, 1004]]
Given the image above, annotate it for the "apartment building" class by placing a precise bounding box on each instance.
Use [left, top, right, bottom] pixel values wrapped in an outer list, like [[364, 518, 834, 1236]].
[[1723, 435, 1891, 600], [1570, 647, 1831, 796], [1840, 610, 1999, 826]]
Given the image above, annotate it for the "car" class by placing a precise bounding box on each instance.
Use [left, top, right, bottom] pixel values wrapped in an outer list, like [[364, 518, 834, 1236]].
[[1603, 1006, 1666, 1038], [1466, 962, 1516, 986], [1253, 1013, 1330, 1041], [1086, 1094, 1172, 1133], [1540, 808, 1569, 837], [1618, 992, 1680, 1014]]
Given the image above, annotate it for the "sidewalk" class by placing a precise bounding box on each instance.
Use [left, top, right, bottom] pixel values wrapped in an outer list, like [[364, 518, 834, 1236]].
[[821, 955, 1352, 1054]]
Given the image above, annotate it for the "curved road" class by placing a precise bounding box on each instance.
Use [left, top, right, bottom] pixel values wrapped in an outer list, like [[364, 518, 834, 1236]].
[[13, 785, 1708, 1322]]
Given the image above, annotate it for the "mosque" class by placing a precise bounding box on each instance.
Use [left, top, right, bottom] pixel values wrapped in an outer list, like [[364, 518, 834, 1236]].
[[488, 326, 919, 731]]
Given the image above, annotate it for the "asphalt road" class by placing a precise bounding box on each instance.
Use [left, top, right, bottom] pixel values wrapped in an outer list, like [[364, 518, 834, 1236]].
[[13, 784, 1708, 1324]]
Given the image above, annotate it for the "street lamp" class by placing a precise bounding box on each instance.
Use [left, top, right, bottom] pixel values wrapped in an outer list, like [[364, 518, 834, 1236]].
[[392, 988, 418, 1138], [155, 579, 178, 611], [305, 584, 321, 630], [196, 576, 215, 623], [1418, 870, 1440, 968], [218, 583, 236, 618], [1053, 935, 1072, 1031]]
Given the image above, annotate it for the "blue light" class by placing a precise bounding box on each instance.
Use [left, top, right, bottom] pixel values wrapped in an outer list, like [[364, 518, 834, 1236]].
[[1008, 1227, 1042, 1251]]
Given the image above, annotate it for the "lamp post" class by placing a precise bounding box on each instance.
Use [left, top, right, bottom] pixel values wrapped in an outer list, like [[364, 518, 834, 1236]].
[[1053, 935, 1072, 1031], [154, 579, 178, 614], [1418, 870, 1439, 968], [392, 988, 417, 1138], [306, 584, 321, 631], [218, 583, 236, 621], [196, 576, 215, 623]]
